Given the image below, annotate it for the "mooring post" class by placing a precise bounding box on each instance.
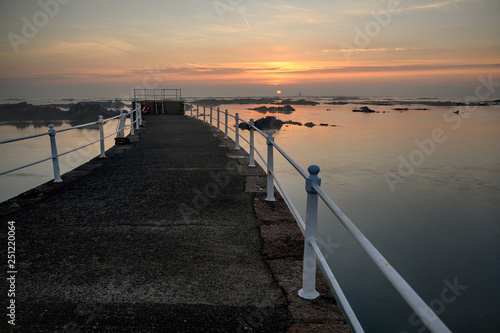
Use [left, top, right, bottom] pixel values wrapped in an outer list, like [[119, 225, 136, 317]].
[[48, 124, 62, 183], [266, 130, 276, 201], [217, 107, 221, 132], [98, 115, 106, 158], [235, 113, 241, 150], [298, 165, 321, 300], [249, 119, 256, 167], [224, 109, 229, 139]]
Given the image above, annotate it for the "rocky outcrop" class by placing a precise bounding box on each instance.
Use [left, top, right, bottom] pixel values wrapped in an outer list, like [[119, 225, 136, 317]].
[[239, 117, 336, 130], [352, 106, 376, 113], [275, 99, 319, 106], [250, 105, 295, 114], [0, 102, 121, 123], [239, 116, 284, 130]]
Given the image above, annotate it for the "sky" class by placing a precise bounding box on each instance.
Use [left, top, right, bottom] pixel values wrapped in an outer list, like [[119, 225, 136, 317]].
[[0, 0, 499, 99]]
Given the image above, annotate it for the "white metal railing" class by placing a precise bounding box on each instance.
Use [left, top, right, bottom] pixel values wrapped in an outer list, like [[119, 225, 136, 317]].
[[0, 104, 143, 182], [184, 103, 452, 333]]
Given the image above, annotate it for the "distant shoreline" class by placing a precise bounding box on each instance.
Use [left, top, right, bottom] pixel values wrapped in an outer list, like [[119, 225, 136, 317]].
[[192, 97, 499, 107], [0, 101, 122, 123]]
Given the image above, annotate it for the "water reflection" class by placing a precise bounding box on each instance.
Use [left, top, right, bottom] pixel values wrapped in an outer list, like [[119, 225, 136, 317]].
[[2, 120, 64, 129], [218, 102, 500, 332], [1, 120, 102, 130], [0, 119, 123, 202]]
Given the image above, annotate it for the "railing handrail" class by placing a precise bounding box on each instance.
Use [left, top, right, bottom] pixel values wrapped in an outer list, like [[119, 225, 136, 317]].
[[0, 106, 140, 179], [185, 102, 452, 333], [0, 111, 131, 145], [0, 131, 49, 145]]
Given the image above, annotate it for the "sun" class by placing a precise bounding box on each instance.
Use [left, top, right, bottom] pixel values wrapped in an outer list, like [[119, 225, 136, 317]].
[[276, 90, 282, 94]]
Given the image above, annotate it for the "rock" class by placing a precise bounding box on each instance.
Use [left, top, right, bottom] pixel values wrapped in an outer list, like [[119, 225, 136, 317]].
[[239, 116, 284, 130], [0, 102, 120, 123], [250, 105, 295, 114], [352, 106, 376, 113], [304, 122, 315, 127], [283, 120, 302, 126], [275, 99, 319, 106]]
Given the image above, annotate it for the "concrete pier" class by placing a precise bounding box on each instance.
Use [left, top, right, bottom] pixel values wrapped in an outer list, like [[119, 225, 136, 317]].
[[1, 115, 351, 332]]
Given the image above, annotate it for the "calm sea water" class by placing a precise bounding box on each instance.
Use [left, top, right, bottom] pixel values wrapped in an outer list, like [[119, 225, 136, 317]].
[[218, 101, 500, 333], [1, 98, 499, 332], [0, 118, 125, 202]]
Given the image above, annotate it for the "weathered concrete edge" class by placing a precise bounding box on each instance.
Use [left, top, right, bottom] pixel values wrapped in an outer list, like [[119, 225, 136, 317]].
[[210, 124, 352, 333], [0, 127, 143, 216]]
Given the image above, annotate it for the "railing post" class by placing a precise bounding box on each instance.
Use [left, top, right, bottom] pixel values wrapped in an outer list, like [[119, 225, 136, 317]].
[[266, 130, 276, 201], [98, 116, 106, 158], [210, 106, 213, 126], [249, 119, 256, 167], [299, 165, 321, 300], [135, 107, 140, 130], [117, 111, 125, 138], [48, 124, 62, 183], [197, 105, 199, 119], [190, 104, 193, 117], [217, 107, 221, 132], [136, 103, 143, 126], [203, 105, 206, 123], [224, 109, 229, 139], [130, 108, 135, 136], [235, 113, 240, 150]]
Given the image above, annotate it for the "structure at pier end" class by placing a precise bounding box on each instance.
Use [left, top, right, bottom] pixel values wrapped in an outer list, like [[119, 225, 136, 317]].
[[134, 88, 184, 115]]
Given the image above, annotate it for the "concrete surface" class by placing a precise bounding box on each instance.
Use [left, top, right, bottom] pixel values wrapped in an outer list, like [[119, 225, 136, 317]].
[[1, 115, 351, 332]]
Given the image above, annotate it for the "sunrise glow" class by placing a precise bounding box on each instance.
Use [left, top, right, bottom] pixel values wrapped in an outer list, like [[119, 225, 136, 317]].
[[0, 1, 498, 97]]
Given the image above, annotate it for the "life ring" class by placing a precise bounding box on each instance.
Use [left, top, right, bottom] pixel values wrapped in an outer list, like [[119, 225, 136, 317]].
[[141, 103, 150, 114]]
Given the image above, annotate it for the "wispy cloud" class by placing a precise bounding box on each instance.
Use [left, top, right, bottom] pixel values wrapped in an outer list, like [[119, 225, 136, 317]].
[[404, 0, 466, 11], [24, 62, 499, 81], [323, 48, 409, 53], [340, 0, 469, 16]]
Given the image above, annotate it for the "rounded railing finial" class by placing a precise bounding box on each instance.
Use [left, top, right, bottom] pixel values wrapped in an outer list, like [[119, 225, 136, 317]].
[[308, 165, 320, 176]]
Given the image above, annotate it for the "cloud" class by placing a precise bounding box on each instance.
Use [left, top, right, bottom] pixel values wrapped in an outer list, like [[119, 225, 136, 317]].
[[338, 0, 470, 16], [323, 48, 409, 53], [10, 62, 500, 84], [404, 0, 466, 11]]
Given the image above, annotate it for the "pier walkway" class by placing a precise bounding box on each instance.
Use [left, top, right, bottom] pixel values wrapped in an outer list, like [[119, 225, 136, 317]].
[[1, 115, 349, 332]]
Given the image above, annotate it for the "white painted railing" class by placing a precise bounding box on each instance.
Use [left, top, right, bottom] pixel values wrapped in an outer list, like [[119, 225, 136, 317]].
[[185, 103, 452, 333], [0, 105, 142, 182]]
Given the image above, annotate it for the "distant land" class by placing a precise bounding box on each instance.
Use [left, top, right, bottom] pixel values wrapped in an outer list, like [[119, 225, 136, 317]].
[[193, 98, 320, 106], [328, 100, 499, 107], [192, 97, 499, 107], [0, 102, 122, 125]]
